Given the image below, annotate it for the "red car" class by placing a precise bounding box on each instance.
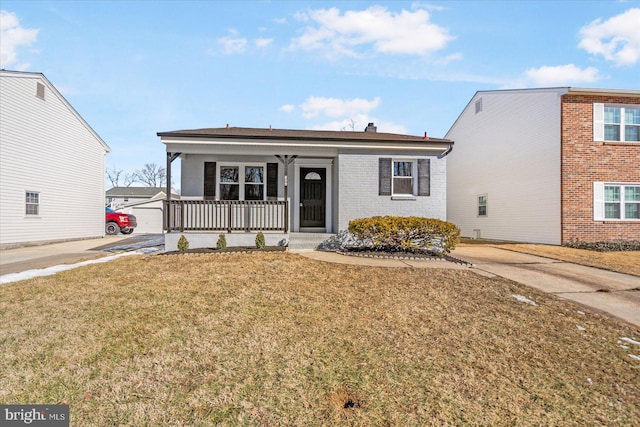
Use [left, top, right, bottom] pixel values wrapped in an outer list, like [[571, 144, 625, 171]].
[[105, 207, 137, 235]]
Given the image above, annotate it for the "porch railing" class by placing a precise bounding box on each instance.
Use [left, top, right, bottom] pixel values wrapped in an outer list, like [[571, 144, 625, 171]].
[[164, 200, 288, 232]]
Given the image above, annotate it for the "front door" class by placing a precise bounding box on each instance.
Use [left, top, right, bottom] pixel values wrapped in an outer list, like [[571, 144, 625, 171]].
[[300, 168, 326, 228]]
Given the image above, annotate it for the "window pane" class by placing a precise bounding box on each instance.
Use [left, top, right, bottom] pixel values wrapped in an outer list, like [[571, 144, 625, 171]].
[[604, 125, 620, 141], [25, 204, 38, 215], [220, 184, 239, 200], [245, 167, 263, 183], [393, 178, 413, 194], [26, 192, 38, 203], [626, 186, 640, 201], [604, 186, 620, 201], [220, 167, 239, 183], [625, 203, 640, 219], [245, 184, 264, 200], [393, 161, 412, 177], [478, 206, 487, 216], [626, 108, 640, 125], [625, 125, 639, 142], [605, 203, 620, 219], [604, 107, 620, 124]]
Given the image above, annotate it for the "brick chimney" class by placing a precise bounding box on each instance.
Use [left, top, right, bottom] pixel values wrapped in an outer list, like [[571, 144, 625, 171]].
[[364, 122, 377, 133]]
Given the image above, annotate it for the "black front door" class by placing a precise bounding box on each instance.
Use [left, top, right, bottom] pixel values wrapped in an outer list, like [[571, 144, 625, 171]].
[[300, 168, 326, 228]]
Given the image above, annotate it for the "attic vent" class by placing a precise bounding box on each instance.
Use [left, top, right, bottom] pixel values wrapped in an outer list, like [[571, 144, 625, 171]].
[[36, 82, 45, 100], [364, 122, 377, 133], [475, 98, 482, 114]]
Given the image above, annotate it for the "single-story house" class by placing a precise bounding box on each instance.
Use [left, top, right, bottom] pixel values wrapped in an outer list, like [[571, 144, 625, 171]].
[[0, 70, 110, 248], [157, 124, 454, 250], [106, 186, 179, 209], [445, 87, 640, 244]]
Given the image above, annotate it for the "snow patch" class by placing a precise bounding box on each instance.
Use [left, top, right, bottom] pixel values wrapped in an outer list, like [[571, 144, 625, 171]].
[[620, 337, 640, 346], [0, 248, 160, 285], [512, 294, 537, 306], [629, 354, 640, 361]]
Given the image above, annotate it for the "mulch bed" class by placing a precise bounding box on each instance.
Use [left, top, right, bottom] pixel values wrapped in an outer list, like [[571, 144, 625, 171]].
[[161, 246, 287, 255]]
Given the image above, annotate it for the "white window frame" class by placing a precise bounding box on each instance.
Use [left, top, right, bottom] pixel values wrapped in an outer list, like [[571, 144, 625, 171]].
[[593, 182, 640, 221], [392, 159, 417, 196], [218, 163, 266, 201], [25, 191, 40, 216], [477, 194, 487, 217], [594, 103, 640, 142]]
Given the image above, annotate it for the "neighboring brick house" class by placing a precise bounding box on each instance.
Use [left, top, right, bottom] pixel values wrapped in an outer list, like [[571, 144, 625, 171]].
[[157, 124, 453, 250], [445, 87, 639, 245]]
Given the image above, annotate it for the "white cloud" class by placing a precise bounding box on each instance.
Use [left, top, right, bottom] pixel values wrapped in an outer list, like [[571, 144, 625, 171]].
[[524, 64, 601, 86], [435, 52, 463, 66], [255, 38, 273, 48], [217, 29, 247, 54], [279, 104, 295, 113], [300, 96, 381, 118], [0, 10, 38, 69], [291, 6, 453, 59], [578, 8, 640, 66]]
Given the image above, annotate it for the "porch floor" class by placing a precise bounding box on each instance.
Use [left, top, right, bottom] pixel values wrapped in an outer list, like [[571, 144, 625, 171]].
[[288, 233, 335, 250]]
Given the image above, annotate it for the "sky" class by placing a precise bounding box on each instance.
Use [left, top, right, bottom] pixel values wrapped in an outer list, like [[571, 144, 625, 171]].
[[1, 1, 639, 190]]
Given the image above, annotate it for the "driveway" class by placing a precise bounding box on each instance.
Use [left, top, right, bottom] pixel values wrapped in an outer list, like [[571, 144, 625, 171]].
[[451, 245, 640, 327]]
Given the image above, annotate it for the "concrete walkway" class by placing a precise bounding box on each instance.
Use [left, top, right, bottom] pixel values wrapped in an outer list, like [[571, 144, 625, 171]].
[[451, 245, 640, 327], [0, 236, 134, 275]]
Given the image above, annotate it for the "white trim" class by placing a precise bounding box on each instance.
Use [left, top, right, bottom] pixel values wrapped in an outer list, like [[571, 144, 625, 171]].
[[293, 158, 333, 232]]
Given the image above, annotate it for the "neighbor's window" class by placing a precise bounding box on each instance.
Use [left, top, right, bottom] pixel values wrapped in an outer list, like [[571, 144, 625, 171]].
[[603, 106, 640, 142], [604, 185, 640, 220], [393, 161, 414, 195], [478, 194, 487, 217], [25, 191, 39, 215]]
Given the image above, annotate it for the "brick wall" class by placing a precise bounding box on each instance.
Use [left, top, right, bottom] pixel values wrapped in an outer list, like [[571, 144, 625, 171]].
[[561, 94, 640, 243], [337, 153, 447, 231]]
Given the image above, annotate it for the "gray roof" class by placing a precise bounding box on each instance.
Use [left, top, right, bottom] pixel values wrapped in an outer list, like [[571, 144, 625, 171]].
[[106, 187, 166, 197], [157, 126, 452, 144]]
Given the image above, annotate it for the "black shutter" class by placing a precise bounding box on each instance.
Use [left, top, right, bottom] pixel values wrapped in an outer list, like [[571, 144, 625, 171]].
[[379, 158, 391, 196], [417, 159, 430, 196], [204, 162, 216, 200], [267, 163, 278, 199]]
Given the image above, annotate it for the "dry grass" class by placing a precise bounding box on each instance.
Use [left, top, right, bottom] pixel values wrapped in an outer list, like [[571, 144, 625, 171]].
[[493, 244, 640, 277], [1, 252, 639, 426]]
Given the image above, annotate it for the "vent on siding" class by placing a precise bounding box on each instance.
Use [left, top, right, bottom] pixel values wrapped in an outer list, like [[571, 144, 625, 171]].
[[36, 82, 45, 100], [475, 98, 482, 114]]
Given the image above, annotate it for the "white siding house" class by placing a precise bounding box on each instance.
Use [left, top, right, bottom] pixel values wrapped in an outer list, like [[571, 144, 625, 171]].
[[445, 88, 564, 244], [158, 125, 453, 250], [0, 71, 110, 247]]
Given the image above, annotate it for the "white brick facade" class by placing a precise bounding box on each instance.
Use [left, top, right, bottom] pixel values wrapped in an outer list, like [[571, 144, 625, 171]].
[[337, 152, 447, 231]]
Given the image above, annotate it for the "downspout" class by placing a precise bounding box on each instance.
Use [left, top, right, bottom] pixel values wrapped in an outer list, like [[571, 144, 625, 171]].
[[437, 143, 454, 159]]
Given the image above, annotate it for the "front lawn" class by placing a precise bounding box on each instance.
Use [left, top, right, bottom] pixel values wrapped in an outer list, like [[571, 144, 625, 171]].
[[0, 252, 638, 426]]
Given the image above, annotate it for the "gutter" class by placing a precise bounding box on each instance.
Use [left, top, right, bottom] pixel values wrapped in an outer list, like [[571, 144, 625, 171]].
[[437, 142, 454, 159]]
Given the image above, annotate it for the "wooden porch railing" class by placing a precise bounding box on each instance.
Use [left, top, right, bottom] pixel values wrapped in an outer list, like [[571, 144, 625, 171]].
[[164, 200, 288, 233]]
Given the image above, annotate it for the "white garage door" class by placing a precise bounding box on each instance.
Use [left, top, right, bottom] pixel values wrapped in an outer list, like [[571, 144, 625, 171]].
[[130, 205, 164, 234]]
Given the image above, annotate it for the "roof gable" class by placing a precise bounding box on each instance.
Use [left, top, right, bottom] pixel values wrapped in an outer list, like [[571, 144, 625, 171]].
[[0, 70, 110, 153]]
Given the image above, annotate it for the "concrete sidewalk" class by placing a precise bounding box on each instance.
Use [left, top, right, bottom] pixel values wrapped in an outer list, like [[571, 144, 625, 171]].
[[0, 236, 133, 275], [451, 245, 640, 327]]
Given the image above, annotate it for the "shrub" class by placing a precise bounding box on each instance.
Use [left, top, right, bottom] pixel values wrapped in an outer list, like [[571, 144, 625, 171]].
[[177, 235, 189, 252], [255, 231, 266, 249], [563, 239, 640, 252], [216, 233, 227, 250], [348, 216, 460, 254]]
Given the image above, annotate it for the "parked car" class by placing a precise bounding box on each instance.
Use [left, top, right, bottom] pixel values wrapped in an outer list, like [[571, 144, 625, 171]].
[[105, 207, 137, 235]]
